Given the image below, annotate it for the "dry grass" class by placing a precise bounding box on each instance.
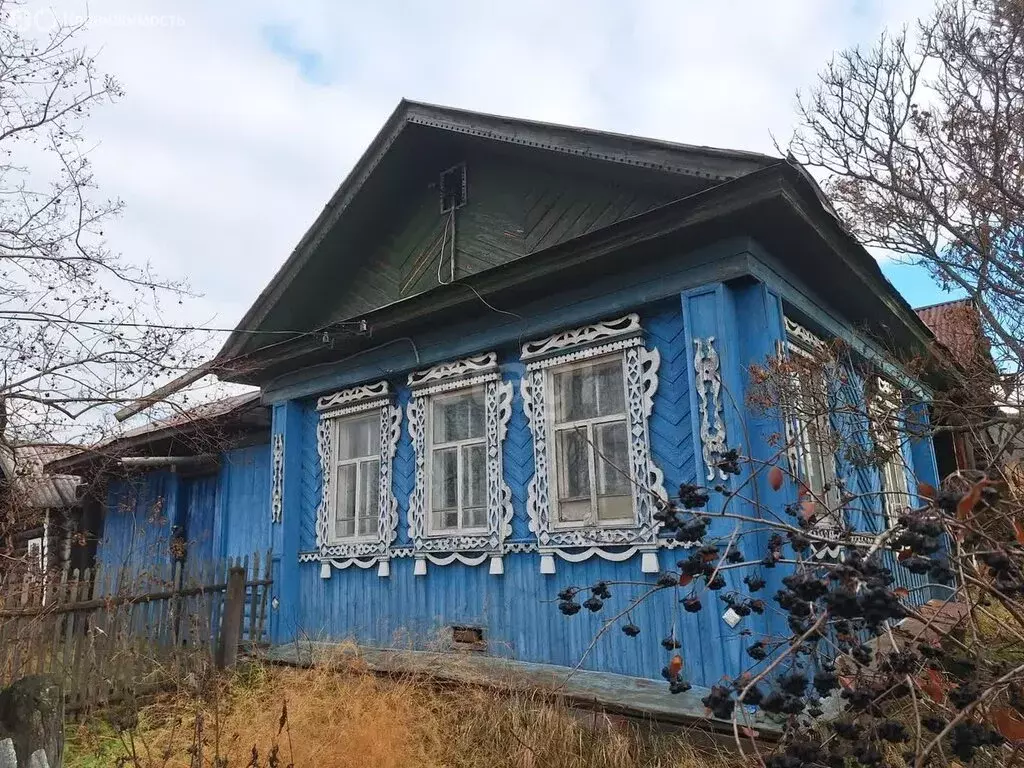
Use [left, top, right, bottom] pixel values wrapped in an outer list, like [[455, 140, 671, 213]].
[[65, 648, 736, 768]]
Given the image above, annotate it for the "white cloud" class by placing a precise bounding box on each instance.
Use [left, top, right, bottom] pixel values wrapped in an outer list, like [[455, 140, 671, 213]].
[[19, 0, 939, 349]]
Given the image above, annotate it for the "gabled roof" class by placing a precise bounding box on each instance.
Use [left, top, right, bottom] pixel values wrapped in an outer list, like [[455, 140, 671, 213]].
[[216, 99, 781, 366]]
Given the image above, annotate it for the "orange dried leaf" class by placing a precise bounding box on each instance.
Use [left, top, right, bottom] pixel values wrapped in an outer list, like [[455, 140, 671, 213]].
[[838, 676, 856, 691], [1013, 519, 1024, 547], [917, 481, 938, 501], [668, 654, 683, 677], [920, 668, 946, 703], [991, 706, 1024, 742], [957, 479, 990, 521], [893, 587, 910, 599], [678, 574, 693, 587], [740, 726, 759, 740], [768, 466, 784, 491]]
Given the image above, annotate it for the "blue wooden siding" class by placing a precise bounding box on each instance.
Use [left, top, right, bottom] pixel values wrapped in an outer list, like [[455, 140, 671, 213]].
[[95, 444, 272, 580], [218, 444, 273, 560], [261, 273, 942, 686], [98, 471, 175, 579], [298, 553, 748, 687], [285, 297, 751, 684]]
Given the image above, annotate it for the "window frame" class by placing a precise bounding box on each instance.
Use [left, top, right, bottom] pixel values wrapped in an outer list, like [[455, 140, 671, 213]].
[[870, 377, 912, 526], [425, 385, 489, 537], [520, 313, 665, 555], [781, 318, 842, 520], [314, 380, 402, 570], [546, 352, 635, 529], [326, 410, 383, 546], [407, 352, 514, 559]]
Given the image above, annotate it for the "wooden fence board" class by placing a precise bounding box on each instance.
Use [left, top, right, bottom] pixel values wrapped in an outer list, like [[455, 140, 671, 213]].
[[0, 550, 271, 713]]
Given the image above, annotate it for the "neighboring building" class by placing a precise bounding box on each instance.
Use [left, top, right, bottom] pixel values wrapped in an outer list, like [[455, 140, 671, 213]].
[[914, 297, 1019, 474], [45, 392, 271, 584], [0, 444, 81, 581], [69, 102, 945, 693]]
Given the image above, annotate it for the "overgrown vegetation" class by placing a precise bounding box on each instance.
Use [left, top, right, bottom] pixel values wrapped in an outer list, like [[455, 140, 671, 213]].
[[64, 656, 733, 768]]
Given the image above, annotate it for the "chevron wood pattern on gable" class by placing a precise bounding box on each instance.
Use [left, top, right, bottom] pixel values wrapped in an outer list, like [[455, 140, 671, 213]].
[[330, 155, 679, 322]]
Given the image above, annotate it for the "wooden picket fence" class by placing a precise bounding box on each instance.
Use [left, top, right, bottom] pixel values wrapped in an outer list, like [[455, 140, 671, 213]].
[[0, 550, 272, 712]]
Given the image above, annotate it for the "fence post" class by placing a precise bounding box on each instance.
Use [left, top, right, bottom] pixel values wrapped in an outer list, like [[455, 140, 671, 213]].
[[216, 567, 246, 670]]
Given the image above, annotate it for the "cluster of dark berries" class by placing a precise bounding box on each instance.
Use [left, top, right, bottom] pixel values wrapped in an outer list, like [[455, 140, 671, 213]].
[[660, 658, 692, 694], [715, 448, 742, 476], [700, 684, 735, 719], [559, 581, 615, 616], [979, 550, 1024, 595], [653, 487, 711, 544], [949, 721, 1003, 762], [720, 593, 763, 617]]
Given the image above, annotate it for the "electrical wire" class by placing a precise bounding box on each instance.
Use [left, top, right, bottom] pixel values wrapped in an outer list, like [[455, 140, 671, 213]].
[[436, 207, 456, 286], [0, 312, 368, 337]]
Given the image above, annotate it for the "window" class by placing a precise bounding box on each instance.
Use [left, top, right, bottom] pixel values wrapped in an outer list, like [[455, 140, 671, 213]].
[[789, 364, 837, 502], [519, 313, 665, 567], [406, 352, 514, 561], [550, 355, 633, 526], [330, 412, 381, 542], [428, 387, 487, 533], [871, 380, 911, 525], [782, 318, 839, 516], [314, 380, 402, 574]]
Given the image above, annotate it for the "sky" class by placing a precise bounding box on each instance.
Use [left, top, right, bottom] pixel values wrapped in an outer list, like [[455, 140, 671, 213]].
[[11, 0, 959, 354]]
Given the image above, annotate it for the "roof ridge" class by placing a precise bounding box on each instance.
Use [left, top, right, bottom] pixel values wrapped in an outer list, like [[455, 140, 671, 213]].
[[401, 98, 782, 164], [914, 296, 972, 312]]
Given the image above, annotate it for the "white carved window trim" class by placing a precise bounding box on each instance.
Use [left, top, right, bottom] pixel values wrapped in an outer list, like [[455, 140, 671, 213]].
[[520, 313, 665, 573], [870, 377, 912, 527], [780, 317, 842, 529], [407, 352, 514, 571], [315, 381, 402, 577]]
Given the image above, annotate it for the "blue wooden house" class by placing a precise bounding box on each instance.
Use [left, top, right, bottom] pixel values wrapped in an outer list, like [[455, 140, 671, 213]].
[[85, 101, 945, 695]]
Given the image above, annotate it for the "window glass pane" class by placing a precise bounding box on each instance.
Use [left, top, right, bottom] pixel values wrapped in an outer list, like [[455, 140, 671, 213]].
[[431, 447, 459, 528], [558, 499, 590, 522], [554, 366, 596, 422], [594, 359, 625, 417], [556, 427, 591, 521], [358, 459, 380, 536], [334, 463, 356, 539], [462, 443, 486, 528], [463, 506, 487, 529], [553, 358, 624, 423], [336, 414, 381, 460], [597, 494, 633, 521], [595, 421, 630, 496], [433, 389, 485, 443]]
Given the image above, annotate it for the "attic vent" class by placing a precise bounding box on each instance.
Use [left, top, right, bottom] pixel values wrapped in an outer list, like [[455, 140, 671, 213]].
[[439, 163, 467, 213], [451, 625, 485, 651]]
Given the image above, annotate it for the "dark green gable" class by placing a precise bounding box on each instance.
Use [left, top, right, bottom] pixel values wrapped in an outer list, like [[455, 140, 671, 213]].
[[336, 142, 689, 320], [218, 100, 779, 364]]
